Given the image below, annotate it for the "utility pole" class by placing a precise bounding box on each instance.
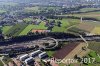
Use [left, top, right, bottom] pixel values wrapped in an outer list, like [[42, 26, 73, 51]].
[[80, 17, 83, 23]]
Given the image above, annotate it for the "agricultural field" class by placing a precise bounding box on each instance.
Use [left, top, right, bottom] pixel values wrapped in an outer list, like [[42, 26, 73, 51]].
[[88, 41, 100, 55], [19, 25, 34, 35], [75, 22, 95, 32], [67, 11, 100, 20], [23, 18, 33, 22], [46, 51, 55, 57], [83, 50, 100, 66], [79, 8, 100, 12], [82, 21, 100, 27], [4, 23, 28, 36], [19, 22, 47, 35], [57, 8, 100, 20], [0, 10, 6, 14], [78, 21, 100, 34], [32, 22, 47, 30], [52, 19, 80, 32], [2, 18, 80, 36], [2, 17, 100, 37], [2, 26, 12, 34], [91, 27, 100, 35], [24, 6, 40, 13], [0, 2, 18, 6], [67, 21, 100, 35]]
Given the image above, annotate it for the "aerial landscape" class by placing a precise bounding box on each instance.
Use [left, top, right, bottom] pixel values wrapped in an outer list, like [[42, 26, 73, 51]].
[[0, 0, 100, 66]]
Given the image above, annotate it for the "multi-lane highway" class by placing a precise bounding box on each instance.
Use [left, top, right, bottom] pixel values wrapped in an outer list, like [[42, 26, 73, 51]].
[[57, 35, 100, 42]]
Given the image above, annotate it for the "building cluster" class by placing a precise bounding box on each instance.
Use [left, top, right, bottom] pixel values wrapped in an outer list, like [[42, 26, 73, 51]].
[[18, 50, 48, 66], [0, 15, 46, 26], [31, 29, 51, 34]]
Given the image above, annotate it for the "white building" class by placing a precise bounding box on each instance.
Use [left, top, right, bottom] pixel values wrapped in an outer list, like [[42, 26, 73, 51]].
[[38, 52, 48, 59], [20, 54, 29, 61], [25, 57, 34, 65], [30, 50, 41, 57]]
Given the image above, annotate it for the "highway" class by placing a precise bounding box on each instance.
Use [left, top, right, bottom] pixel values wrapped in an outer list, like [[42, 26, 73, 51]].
[[0, 35, 100, 46], [56, 35, 100, 42]]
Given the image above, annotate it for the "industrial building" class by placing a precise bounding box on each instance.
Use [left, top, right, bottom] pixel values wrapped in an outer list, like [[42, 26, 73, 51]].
[[30, 50, 42, 57], [19, 54, 29, 61], [25, 57, 35, 65], [39, 52, 48, 59]]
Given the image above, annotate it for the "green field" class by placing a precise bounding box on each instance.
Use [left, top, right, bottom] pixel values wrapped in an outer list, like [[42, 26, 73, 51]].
[[88, 51, 100, 62], [19, 22, 47, 35], [82, 50, 100, 66], [32, 22, 47, 29], [67, 11, 100, 20], [2, 26, 12, 34], [79, 8, 100, 12], [24, 6, 40, 13], [82, 21, 100, 27], [23, 18, 33, 22], [0, 2, 18, 6], [91, 27, 100, 34], [67, 21, 100, 34], [88, 41, 100, 55], [46, 51, 55, 57], [5, 23, 28, 36], [3, 18, 80, 36], [3, 22, 47, 36], [19, 25, 34, 35], [52, 19, 80, 32], [57, 7, 100, 20], [0, 10, 6, 14]]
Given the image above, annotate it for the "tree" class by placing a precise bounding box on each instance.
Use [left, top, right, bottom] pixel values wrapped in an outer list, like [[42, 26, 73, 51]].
[[0, 26, 3, 34]]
